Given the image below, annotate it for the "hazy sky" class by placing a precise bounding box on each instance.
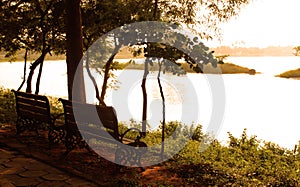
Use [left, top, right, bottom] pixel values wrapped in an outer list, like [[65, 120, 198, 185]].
[[208, 0, 300, 47]]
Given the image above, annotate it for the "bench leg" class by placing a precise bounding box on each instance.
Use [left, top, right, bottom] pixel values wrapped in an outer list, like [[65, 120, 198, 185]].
[[115, 142, 147, 168], [15, 117, 22, 135], [115, 146, 130, 166], [64, 135, 76, 156], [48, 126, 65, 149], [64, 133, 87, 156], [16, 118, 39, 136]]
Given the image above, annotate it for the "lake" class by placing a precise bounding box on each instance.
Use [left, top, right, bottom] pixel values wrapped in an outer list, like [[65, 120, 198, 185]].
[[1, 56, 300, 149]]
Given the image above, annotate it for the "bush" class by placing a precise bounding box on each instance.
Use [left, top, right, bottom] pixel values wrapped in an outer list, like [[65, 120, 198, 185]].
[[168, 129, 300, 186], [0, 87, 16, 125]]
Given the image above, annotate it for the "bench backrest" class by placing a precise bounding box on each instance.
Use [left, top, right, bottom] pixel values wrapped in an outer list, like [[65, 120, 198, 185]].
[[12, 90, 52, 124], [59, 98, 120, 140]]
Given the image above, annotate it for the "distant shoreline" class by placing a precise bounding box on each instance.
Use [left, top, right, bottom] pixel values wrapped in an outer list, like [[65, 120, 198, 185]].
[[0, 45, 296, 62], [0, 58, 257, 75], [277, 68, 300, 79], [212, 45, 295, 57], [1, 55, 297, 63]]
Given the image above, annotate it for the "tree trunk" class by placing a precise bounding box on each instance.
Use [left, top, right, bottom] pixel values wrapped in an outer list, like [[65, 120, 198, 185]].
[[25, 50, 48, 93], [153, 0, 159, 20], [100, 54, 116, 101], [157, 60, 165, 161], [141, 59, 149, 136], [100, 35, 120, 101], [35, 60, 44, 94], [65, 0, 86, 102], [18, 48, 28, 91], [86, 50, 106, 106]]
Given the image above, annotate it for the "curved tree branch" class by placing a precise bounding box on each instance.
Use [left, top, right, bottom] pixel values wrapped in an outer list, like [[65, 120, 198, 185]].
[[85, 50, 106, 106], [25, 47, 49, 93]]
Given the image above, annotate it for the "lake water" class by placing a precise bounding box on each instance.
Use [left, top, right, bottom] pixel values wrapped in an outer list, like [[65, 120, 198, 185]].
[[1, 56, 300, 149]]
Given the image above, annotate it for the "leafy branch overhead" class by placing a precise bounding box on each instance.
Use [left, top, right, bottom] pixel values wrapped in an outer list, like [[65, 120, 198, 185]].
[[144, 42, 216, 74], [87, 22, 218, 76], [0, 0, 66, 58], [0, 0, 252, 60], [0, 0, 251, 97]]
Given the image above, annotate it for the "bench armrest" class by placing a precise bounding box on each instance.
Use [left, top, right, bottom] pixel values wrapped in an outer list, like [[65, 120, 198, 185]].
[[119, 127, 144, 143]]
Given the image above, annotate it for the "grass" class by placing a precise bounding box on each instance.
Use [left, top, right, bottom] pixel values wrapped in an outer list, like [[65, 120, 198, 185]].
[[1, 87, 300, 186], [277, 68, 300, 79]]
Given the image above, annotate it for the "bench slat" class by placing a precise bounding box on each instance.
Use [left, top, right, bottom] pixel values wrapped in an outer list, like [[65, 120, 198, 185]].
[[59, 98, 122, 154], [59, 98, 147, 167], [15, 91, 49, 104], [18, 102, 50, 115], [17, 97, 49, 108], [60, 99, 119, 132], [12, 90, 57, 135], [14, 90, 47, 99], [18, 109, 52, 123], [12, 90, 65, 144], [81, 129, 120, 145]]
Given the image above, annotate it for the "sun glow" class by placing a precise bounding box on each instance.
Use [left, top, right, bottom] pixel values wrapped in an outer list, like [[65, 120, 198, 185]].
[[208, 0, 300, 47]]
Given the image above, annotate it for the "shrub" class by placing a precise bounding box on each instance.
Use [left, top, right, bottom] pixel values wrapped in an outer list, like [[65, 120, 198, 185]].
[[168, 128, 300, 186], [0, 87, 16, 125]]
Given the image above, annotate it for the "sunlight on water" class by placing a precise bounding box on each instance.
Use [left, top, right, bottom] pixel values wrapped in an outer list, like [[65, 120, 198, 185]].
[[105, 71, 185, 131], [227, 56, 300, 75], [0, 60, 68, 97]]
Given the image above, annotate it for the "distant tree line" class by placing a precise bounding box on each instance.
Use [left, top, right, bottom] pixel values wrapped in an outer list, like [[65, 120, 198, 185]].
[[212, 46, 295, 56]]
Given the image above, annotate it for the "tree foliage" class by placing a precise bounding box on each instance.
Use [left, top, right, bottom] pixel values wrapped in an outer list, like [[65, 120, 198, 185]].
[[293, 46, 300, 56], [0, 0, 65, 58], [0, 0, 65, 93], [80, 0, 252, 100], [0, 0, 252, 96]]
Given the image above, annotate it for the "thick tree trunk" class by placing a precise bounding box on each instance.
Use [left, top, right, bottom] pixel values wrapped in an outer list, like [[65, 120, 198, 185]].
[[65, 0, 86, 102]]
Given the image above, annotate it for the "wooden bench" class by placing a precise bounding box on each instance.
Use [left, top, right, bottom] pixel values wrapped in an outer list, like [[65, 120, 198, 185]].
[[12, 90, 65, 144], [58, 98, 147, 167]]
